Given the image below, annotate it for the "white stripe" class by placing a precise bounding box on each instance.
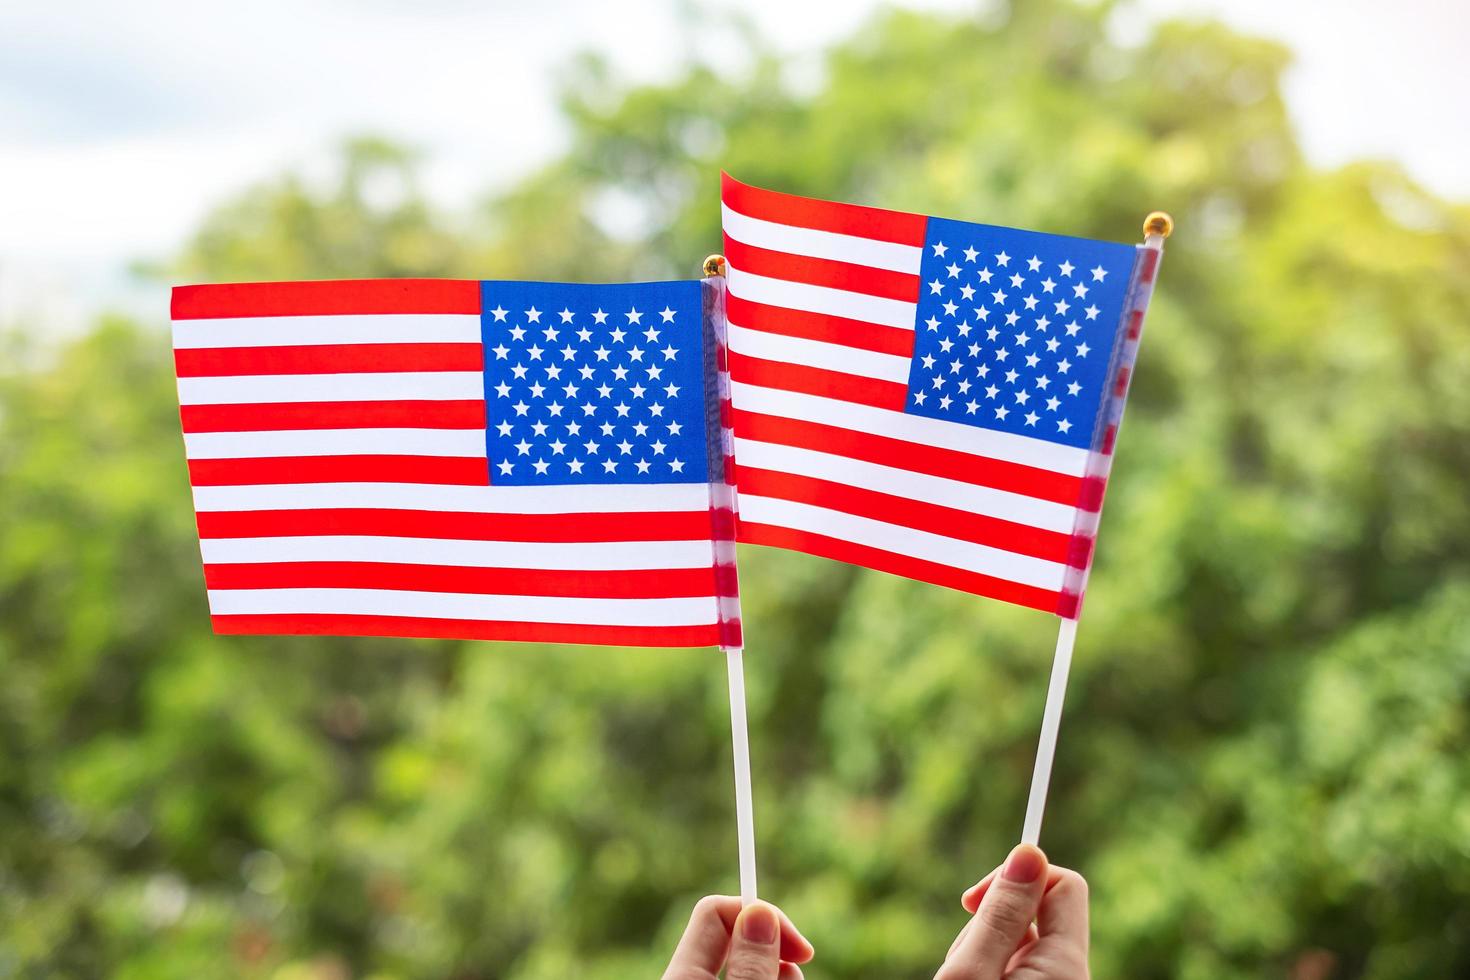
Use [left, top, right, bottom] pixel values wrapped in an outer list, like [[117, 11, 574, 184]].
[[184, 428, 485, 460], [733, 437, 1076, 533], [727, 321, 911, 384], [726, 266, 917, 331], [199, 536, 715, 570], [738, 495, 1067, 592], [172, 314, 481, 349], [729, 381, 1088, 477], [192, 481, 712, 514], [177, 372, 484, 405], [207, 589, 718, 626], [721, 203, 923, 274]]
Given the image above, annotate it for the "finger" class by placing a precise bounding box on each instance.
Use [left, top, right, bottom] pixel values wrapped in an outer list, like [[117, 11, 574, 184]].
[[962, 864, 1076, 915], [725, 902, 783, 980], [777, 963, 805, 980], [775, 908, 815, 964], [942, 844, 1048, 979], [664, 896, 742, 977], [1036, 867, 1089, 948]]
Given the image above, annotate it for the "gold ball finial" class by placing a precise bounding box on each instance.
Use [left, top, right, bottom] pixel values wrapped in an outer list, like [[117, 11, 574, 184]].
[[703, 254, 727, 277], [1143, 211, 1174, 239]]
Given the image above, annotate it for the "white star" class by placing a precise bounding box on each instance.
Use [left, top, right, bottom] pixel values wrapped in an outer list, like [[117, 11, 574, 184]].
[[947, 262, 961, 279], [1014, 332, 1029, 346], [576, 326, 593, 342], [978, 267, 994, 284], [1065, 321, 1081, 336], [1058, 358, 1072, 374], [525, 306, 541, 322], [629, 383, 646, 398], [491, 344, 509, 359], [943, 300, 958, 317], [614, 402, 631, 418], [1036, 375, 1050, 390], [547, 401, 564, 416], [1040, 277, 1056, 294], [597, 382, 612, 398], [921, 353, 936, 370], [664, 383, 680, 398], [490, 305, 508, 322], [957, 322, 972, 337], [1047, 397, 1060, 411], [495, 420, 513, 436], [497, 460, 514, 475], [584, 439, 601, 454], [995, 251, 1010, 266], [558, 307, 575, 323], [939, 395, 953, 409], [1034, 316, 1050, 332], [528, 381, 545, 398], [931, 376, 945, 390], [929, 279, 945, 295], [669, 459, 685, 473], [914, 391, 927, 405], [949, 359, 963, 375], [661, 344, 678, 360], [512, 401, 529, 416], [1046, 337, 1060, 353], [1059, 260, 1074, 277], [1023, 295, 1038, 311], [625, 308, 642, 324], [1027, 255, 1042, 272], [966, 399, 979, 414], [1058, 418, 1073, 434], [1091, 265, 1108, 282], [667, 420, 683, 436], [660, 306, 676, 322], [566, 421, 581, 435], [977, 307, 990, 321], [532, 458, 550, 475], [1054, 299, 1071, 316], [932, 241, 948, 257], [582, 402, 597, 416], [509, 325, 526, 341], [991, 289, 1008, 304], [1076, 342, 1091, 358], [514, 439, 532, 456], [1005, 311, 1020, 326], [635, 458, 651, 474], [985, 385, 999, 399], [1084, 305, 1100, 320], [531, 421, 548, 437], [594, 346, 611, 361], [1009, 273, 1024, 289], [526, 344, 544, 361], [609, 327, 627, 344], [959, 284, 975, 300], [939, 337, 954, 353], [925, 315, 940, 332], [560, 344, 577, 361], [632, 421, 648, 437], [592, 308, 609, 324], [611, 365, 628, 381], [543, 325, 560, 342], [493, 381, 512, 398], [617, 439, 633, 455], [651, 439, 666, 455], [1025, 411, 1039, 426], [603, 459, 618, 473], [578, 365, 595, 380], [568, 459, 584, 474], [995, 347, 1009, 361], [649, 403, 665, 417], [963, 246, 978, 263], [1073, 283, 1089, 299], [628, 346, 644, 362], [1067, 381, 1082, 396], [1005, 369, 1019, 384], [599, 422, 614, 436], [995, 405, 1010, 420], [1025, 354, 1040, 368]]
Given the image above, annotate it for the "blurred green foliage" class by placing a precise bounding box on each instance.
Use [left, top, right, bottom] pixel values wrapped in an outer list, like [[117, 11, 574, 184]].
[[4, 2, 1470, 977]]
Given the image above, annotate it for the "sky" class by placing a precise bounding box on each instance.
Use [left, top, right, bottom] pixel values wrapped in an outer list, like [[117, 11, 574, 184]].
[[1, 0, 1466, 333]]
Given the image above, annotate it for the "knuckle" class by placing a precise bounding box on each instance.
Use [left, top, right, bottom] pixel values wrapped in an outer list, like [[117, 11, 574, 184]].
[[933, 966, 970, 980], [980, 893, 1034, 935], [724, 959, 771, 980]]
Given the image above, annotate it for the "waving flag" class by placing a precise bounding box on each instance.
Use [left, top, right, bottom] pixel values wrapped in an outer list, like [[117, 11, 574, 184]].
[[720, 174, 1158, 617], [172, 278, 739, 648]]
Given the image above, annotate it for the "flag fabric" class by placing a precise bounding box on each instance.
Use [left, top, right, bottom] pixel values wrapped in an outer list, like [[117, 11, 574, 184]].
[[171, 278, 740, 648], [720, 174, 1159, 617]]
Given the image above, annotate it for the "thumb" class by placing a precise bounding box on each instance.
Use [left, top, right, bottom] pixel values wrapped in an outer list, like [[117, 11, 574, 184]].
[[724, 902, 782, 980], [942, 845, 1048, 979]]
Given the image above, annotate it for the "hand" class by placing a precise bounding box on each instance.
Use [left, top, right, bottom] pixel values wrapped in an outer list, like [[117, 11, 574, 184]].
[[935, 844, 1089, 979], [662, 896, 815, 980]]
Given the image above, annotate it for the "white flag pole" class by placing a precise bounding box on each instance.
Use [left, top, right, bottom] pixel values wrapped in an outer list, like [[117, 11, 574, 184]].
[[704, 255, 758, 904], [1019, 212, 1172, 846]]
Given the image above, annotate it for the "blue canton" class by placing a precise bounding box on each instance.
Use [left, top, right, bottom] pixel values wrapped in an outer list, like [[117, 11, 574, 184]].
[[905, 218, 1137, 450], [480, 281, 710, 485]]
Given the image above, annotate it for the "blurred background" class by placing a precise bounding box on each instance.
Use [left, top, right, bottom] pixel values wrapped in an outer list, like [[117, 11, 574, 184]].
[[3, 1, 1469, 977]]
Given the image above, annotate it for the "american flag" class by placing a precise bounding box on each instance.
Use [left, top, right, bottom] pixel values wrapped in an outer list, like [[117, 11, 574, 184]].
[[721, 174, 1157, 617], [171, 278, 740, 648]]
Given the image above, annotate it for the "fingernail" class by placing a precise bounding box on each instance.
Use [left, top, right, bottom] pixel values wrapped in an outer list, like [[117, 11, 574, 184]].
[[739, 903, 778, 944], [1002, 844, 1046, 883]]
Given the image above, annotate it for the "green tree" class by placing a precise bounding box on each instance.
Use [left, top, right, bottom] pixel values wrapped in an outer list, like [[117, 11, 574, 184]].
[[3, 2, 1469, 978]]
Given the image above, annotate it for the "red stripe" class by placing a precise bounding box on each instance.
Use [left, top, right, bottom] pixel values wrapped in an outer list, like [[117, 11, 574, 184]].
[[171, 279, 481, 319], [180, 400, 487, 432], [210, 614, 721, 648], [727, 352, 906, 411], [187, 456, 488, 486], [203, 562, 719, 599], [735, 466, 1075, 563], [174, 343, 483, 377], [195, 508, 720, 543], [1138, 249, 1159, 285], [726, 295, 914, 358], [737, 522, 1059, 614], [723, 237, 919, 302], [732, 409, 1083, 506], [722, 172, 927, 247]]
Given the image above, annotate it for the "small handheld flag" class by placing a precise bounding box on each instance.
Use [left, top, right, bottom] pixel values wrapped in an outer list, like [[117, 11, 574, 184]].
[[720, 173, 1159, 619], [718, 174, 1169, 847], [171, 278, 740, 648]]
